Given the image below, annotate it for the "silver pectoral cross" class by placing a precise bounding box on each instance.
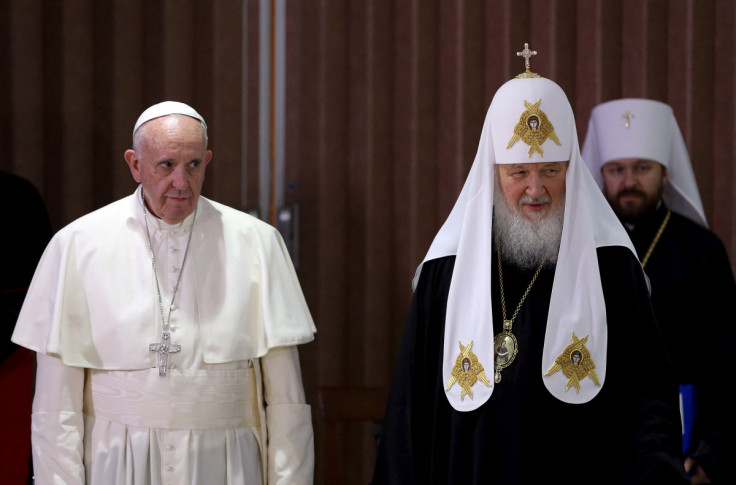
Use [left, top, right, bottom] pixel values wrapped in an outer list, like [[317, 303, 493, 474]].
[[149, 331, 181, 377]]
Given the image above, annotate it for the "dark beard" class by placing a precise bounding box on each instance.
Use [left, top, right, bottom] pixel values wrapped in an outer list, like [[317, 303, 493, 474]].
[[604, 185, 664, 224]]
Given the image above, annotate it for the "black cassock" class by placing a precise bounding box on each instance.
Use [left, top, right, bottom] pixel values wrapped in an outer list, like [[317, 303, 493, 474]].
[[373, 246, 689, 485], [628, 203, 736, 483]]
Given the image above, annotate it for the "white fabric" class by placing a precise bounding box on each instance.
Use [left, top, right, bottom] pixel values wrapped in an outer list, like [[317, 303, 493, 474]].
[[14, 186, 316, 484], [133, 101, 207, 135], [581, 98, 707, 227], [416, 76, 637, 410], [12, 186, 316, 367], [31, 346, 312, 484]]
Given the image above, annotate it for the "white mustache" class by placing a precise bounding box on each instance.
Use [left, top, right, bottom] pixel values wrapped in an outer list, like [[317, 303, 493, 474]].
[[518, 194, 551, 206]]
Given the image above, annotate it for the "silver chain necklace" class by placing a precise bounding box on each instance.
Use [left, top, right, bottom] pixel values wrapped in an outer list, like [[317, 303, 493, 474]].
[[141, 195, 196, 376]]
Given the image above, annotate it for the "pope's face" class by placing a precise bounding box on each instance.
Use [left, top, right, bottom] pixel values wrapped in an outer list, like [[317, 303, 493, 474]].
[[600, 158, 666, 222], [125, 115, 212, 224], [496, 162, 568, 221]]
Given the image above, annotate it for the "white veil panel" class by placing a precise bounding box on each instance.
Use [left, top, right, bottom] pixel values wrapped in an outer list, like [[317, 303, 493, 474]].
[[417, 75, 637, 410]]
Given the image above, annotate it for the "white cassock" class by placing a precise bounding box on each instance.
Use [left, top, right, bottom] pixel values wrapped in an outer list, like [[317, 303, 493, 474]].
[[12, 186, 317, 485]]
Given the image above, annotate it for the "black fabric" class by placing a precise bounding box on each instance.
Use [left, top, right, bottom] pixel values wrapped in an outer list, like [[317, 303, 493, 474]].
[[372, 246, 689, 485], [0, 171, 52, 363], [628, 203, 736, 483]]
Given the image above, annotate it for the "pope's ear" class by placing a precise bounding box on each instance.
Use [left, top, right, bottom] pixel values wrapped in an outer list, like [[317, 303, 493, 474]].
[[124, 149, 142, 183]]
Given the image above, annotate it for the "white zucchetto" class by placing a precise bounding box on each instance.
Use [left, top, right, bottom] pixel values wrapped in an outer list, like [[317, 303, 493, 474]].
[[133, 101, 207, 136]]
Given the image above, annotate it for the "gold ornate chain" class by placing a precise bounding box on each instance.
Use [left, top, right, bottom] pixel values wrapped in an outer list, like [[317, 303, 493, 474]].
[[640, 210, 671, 268], [497, 241, 546, 325]]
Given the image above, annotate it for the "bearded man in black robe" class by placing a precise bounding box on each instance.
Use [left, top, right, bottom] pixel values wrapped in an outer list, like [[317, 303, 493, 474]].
[[583, 98, 736, 485], [372, 50, 690, 485]]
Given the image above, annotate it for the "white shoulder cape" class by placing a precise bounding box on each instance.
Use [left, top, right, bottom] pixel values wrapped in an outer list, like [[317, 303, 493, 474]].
[[12, 190, 316, 369]]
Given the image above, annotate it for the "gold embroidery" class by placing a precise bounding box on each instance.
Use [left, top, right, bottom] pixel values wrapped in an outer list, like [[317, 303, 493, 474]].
[[506, 99, 561, 157], [544, 332, 601, 392], [445, 341, 491, 400]]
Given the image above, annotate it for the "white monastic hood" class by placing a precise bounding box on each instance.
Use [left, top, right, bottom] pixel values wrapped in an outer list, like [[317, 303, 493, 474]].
[[581, 98, 707, 227], [417, 75, 637, 410]]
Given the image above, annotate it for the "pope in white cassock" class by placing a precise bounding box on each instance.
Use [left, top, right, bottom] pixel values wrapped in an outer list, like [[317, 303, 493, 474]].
[[12, 101, 317, 484]]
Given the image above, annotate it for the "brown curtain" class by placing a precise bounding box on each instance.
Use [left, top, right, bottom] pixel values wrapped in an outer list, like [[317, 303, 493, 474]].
[[2, 1, 734, 483]]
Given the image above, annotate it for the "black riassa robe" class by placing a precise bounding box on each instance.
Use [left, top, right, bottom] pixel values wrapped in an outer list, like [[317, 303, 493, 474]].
[[372, 246, 689, 485], [627, 203, 736, 483]]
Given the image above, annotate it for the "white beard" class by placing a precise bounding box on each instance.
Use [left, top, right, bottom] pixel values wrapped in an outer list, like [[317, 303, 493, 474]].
[[493, 183, 564, 270]]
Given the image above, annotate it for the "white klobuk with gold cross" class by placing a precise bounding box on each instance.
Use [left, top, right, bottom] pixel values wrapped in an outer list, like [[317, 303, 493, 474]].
[[416, 44, 639, 411], [582, 98, 707, 228]]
